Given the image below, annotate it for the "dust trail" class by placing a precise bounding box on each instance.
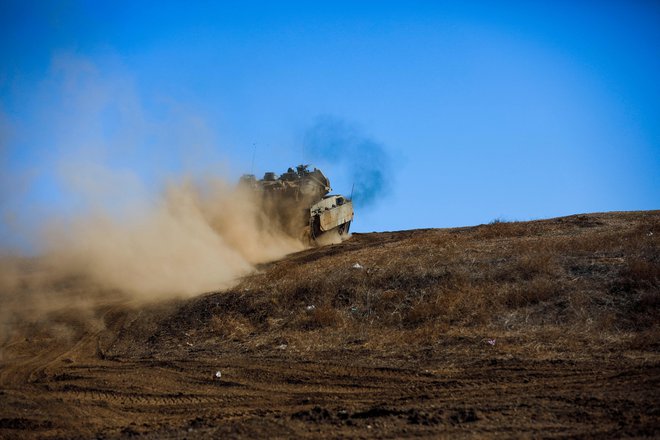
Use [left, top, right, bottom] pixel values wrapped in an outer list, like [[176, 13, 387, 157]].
[[0, 172, 304, 349], [0, 52, 303, 304], [41, 173, 303, 300], [303, 115, 393, 208], [0, 52, 306, 362]]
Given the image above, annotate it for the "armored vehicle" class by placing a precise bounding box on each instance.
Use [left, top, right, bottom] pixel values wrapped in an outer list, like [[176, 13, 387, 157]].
[[240, 165, 353, 243]]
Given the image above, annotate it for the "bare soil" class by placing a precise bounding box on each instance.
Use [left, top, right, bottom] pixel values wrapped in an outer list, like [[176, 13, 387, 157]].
[[1, 211, 659, 439]]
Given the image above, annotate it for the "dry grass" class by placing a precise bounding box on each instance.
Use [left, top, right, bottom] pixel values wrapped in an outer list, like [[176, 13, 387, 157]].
[[168, 211, 659, 358], [211, 314, 255, 340]]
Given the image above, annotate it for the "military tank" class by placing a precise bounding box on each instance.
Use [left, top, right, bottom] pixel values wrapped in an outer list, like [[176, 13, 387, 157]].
[[240, 164, 354, 244]]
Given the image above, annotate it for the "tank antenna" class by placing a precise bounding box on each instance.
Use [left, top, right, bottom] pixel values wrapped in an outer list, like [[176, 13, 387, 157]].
[[350, 183, 355, 201], [250, 143, 257, 174]]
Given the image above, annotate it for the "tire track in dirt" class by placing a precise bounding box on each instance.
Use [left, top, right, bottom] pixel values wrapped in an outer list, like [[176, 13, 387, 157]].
[[2, 351, 658, 438], [0, 304, 127, 389]]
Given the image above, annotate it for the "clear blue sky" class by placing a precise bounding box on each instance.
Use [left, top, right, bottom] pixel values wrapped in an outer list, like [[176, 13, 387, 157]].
[[1, 1, 658, 251]]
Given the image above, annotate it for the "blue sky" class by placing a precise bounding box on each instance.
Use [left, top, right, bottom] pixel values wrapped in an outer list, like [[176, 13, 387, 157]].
[[1, 1, 658, 251]]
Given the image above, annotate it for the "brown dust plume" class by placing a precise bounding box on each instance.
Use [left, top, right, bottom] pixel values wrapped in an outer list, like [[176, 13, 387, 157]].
[[42, 176, 305, 300]]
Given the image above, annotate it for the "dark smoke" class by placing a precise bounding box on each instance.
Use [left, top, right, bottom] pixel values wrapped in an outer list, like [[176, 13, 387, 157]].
[[303, 116, 392, 208]]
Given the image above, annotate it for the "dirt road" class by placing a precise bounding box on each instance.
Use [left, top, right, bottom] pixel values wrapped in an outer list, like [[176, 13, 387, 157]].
[[1, 342, 658, 438]]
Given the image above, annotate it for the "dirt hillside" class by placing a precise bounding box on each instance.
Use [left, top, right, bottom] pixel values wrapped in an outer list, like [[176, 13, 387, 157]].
[[1, 210, 659, 438]]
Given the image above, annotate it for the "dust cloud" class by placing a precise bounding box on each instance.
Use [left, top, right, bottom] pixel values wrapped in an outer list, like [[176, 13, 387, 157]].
[[0, 52, 304, 307], [0, 53, 307, 353], [0, 173, 305, 347], [40, 175, 304, 300]]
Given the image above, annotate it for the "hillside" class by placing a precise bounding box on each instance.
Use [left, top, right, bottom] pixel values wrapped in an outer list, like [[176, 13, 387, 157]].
[[1, 210, 659, 438]]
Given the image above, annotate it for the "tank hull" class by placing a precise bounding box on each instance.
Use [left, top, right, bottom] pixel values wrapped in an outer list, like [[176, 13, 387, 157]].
[[240, 165, 354, 244]]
